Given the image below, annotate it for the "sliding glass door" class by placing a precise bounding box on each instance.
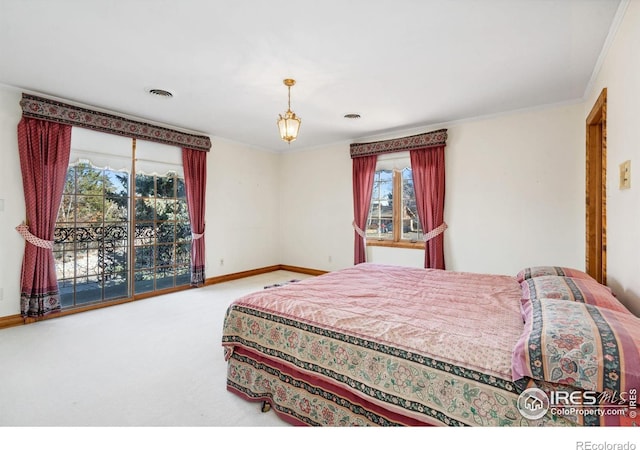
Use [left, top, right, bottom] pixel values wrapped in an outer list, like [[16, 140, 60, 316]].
[[53, 128, 191, 309]]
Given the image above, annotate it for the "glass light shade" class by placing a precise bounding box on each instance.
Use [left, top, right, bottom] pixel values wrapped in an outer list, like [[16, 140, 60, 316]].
[[277, 110, 301, 143]]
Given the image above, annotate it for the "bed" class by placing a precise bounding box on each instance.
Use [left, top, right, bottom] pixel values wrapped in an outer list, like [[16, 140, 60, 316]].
[[221, 263, 639, 426]]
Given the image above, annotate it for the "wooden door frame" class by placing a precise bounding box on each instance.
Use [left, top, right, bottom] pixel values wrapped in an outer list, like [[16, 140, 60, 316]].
[[585, 88, 607, 284]]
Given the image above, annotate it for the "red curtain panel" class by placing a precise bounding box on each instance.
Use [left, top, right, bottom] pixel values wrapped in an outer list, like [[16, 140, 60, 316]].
[[410, 146, 446, 269], [351, 155, 377, 265], [16, 117, 72, 317], [182, 148, 207, 286]]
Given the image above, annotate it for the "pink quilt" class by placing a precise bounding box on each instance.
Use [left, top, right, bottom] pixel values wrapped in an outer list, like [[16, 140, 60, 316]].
[[223, 263, 576, 426], [223, 263, 638, 426], [227, 263, 523, 380]]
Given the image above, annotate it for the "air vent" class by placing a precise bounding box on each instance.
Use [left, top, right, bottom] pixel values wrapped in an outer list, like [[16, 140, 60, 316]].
[[344, 113, 361, 119], [148, 89, 173, 98]]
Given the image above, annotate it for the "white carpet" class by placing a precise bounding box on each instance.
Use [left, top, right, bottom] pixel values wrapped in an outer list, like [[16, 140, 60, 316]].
[[0, 271, 309, 428]]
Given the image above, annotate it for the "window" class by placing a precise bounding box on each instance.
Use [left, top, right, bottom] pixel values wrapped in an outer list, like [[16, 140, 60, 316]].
[[54, 128, 191, 310], [366, 154, 423, 248], [55, 163, 131, 306], [134, 173, 191, 294]]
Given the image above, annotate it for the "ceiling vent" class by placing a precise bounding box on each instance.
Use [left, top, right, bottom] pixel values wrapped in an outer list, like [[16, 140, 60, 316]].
[[148, 88, 173, 98]]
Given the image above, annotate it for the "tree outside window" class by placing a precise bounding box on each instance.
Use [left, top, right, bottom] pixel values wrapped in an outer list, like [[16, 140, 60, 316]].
[[366, 166, 423, 248]]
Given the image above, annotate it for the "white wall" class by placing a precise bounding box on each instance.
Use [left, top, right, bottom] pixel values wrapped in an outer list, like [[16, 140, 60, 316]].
[[279, 102, 585, 277], [584, 0, 640, 315], [279, 143, 353, 271], [445, 103, 585, 275], [0, 88, 25, 318], [206, 138, 281, 275]]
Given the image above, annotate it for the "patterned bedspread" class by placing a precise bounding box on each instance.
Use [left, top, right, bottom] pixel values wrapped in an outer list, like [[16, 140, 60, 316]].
[[221, 263, 574, 426]]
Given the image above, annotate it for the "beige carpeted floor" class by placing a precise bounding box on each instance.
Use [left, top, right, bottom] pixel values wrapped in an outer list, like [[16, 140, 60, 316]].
[[0, 270, 311, 427], [0, 270, 621, 449]]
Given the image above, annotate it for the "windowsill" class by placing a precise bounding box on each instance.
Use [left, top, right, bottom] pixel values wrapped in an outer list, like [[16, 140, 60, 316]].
[[367, 240, 424, 250]]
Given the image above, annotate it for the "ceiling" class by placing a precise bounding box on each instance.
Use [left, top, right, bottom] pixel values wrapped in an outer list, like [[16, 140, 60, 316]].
[[0, 0, 623, 152]]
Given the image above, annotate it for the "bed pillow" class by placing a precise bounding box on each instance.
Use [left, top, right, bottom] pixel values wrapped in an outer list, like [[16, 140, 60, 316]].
[[512, 298, 640, 394], [520, 275, 630, 314], [516, 266, 594, 283]]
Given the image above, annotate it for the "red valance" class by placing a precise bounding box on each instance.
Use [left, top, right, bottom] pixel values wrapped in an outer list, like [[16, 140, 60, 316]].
[[350, 128, 447, 158], [20, 93, 211, 152]]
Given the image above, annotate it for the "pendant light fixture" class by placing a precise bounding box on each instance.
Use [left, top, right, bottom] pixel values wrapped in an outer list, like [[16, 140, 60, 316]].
[[277, 78, 301, 143]]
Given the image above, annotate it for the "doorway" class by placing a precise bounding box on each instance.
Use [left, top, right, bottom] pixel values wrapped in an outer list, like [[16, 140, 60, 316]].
[[585, 88, 607, 284]]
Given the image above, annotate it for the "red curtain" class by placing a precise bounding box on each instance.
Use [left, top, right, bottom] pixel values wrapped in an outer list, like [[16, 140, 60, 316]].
[[182, 148, 207, 286], [410, 146, 446, 269], [352, 155, 377, 264], [16, 118, 72, 317]]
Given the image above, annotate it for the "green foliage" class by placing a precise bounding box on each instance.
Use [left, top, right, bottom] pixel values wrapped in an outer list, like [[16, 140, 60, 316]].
[[58, 163, 129, 223]]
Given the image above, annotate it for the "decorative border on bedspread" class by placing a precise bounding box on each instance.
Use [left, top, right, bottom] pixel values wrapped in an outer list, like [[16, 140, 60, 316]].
[[226, 305, 516, 388], [526, 300, 621, 394], [223, 305, 574, 427], [228, 348, 418, 426], [229, 346, 459, 426]]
